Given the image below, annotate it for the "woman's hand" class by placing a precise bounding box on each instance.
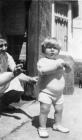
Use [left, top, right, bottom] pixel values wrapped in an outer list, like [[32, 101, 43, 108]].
[[29, 76, 39, 84], [13, 64, 23, 76]]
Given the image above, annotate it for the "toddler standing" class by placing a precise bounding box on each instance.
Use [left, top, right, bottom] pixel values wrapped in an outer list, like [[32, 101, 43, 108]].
[[37, 37, 71, 138]]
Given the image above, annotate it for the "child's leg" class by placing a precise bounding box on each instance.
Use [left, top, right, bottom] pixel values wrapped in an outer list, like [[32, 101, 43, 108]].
[[39, 102, 51, 128], [53, 103, 69, 133], [54, 103, 63, 125], [38, 102, 51, 138], [38, 92, 52, 137]]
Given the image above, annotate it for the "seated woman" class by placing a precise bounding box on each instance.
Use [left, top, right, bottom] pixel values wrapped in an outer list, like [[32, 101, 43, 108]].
[[0, 37, 38, 112]]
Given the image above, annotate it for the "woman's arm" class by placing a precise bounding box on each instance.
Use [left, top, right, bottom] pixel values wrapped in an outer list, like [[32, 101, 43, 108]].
[[0, 72, 14, 86], [7, 52, 16, 71], [0, 64, 24, 86]]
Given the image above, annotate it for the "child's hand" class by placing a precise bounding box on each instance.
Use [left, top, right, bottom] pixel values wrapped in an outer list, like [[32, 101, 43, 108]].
[[63, 63, 71, 73], [58, 63, 64, 69], [57, 59, 65, 69], [57, 62, 64, 69]]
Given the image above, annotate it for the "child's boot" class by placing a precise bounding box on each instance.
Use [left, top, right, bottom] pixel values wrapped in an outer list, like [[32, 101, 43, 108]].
[[53, 124, 70, 133], [38, 127, 49, 138]]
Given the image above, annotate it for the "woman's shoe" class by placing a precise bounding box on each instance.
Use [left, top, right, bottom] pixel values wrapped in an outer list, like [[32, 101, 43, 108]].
[[53, 124, 70, 133], [38, 127, 49, 138]]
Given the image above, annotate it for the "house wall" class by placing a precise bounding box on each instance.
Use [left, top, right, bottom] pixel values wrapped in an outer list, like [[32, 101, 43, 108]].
[[0, 1, 3, 33], [72, 1, 82, 42], [73, 0, 82, 40], [2, 0, 25, 35], [38, 0, 52, 58], [72, 1, 82, 84], [0, 0, 26, 62]]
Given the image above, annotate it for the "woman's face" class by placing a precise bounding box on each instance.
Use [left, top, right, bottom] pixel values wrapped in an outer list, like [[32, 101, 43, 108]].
[[0, 39, 7, 53], [45, 45, 59, 58]]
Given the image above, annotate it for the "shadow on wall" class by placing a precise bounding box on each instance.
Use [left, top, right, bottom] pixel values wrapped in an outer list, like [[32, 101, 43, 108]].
[[59, 54, 75, 95], [7, 35, 24, 62]]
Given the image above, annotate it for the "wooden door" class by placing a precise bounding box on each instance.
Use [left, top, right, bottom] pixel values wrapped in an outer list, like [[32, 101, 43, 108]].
[[55, 3, 68, 51]]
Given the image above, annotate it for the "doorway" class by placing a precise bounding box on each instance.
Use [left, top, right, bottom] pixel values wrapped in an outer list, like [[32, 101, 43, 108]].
[[2, 0, 31, 70]]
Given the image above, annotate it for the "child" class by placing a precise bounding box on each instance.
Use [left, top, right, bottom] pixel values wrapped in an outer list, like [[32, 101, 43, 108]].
[[37, 37, 71, 138]]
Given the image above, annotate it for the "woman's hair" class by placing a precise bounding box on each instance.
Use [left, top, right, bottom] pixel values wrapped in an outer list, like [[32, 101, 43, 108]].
[[0, 33, 7, 41], [41, 37, 61, 53]]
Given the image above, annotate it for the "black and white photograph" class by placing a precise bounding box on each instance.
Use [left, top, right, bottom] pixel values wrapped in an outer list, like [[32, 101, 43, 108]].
[[0, 0, 81, 140]]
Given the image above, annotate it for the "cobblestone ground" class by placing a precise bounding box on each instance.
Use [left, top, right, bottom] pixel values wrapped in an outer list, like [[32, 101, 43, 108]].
[[0, 85, 82, 140]]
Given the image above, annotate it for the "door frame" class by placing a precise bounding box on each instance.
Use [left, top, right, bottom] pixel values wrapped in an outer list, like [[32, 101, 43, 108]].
[[51, 1, 72, 51]]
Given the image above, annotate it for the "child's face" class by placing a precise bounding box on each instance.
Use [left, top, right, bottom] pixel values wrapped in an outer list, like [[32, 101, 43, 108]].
[[45, 45, 59, 58]]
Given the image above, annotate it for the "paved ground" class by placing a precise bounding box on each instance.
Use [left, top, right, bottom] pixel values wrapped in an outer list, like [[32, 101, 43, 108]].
[[0, 85, 82, 140]]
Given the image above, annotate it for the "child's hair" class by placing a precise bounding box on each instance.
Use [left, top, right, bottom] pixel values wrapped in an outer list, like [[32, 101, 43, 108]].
[[41, 37, 61, 53]]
